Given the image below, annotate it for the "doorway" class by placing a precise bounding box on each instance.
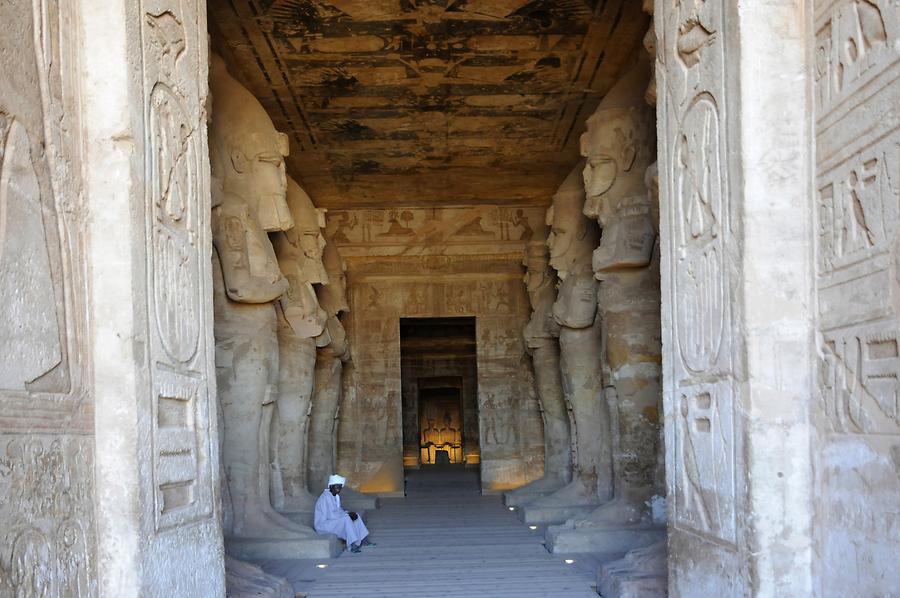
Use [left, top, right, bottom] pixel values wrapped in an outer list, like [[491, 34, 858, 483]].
[[400, 317, 479, 470], [417, 386, 463, 465]]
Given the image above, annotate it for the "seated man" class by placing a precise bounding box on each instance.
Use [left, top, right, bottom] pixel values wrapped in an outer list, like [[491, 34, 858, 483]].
[[314, 474, 375, 554]]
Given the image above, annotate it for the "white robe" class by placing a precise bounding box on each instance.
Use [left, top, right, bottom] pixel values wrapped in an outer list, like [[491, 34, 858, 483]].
[[314, 490, 369, 547]]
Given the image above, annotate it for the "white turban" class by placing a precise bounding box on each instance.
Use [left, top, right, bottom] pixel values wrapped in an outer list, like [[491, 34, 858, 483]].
[[327, 474, 346, 487]]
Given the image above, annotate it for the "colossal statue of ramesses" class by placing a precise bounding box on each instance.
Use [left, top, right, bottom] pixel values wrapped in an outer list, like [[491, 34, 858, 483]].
[[519, 163, 611, 524], [577, 59, 661, 527], [504, 240, 573, 507], [306, 235, 351, 494], [209, 55, 318, 546], [271, 176, 329, 516], [545, 57, 665, 558]]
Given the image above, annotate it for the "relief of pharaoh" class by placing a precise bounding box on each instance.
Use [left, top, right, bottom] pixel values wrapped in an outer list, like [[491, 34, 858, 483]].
[[307, 235, 352, 494], [577, 59, 662, 527], [271, 176, 329, 516], [504, 239, 572, 506], [209, 55, 316, 541], [523, 163, 611, 513]]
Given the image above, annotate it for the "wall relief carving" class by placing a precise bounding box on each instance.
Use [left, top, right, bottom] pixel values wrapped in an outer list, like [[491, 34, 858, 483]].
[[0, 0, 95, 594], [141, 4, 215, 531], [659, 0, 738, 547]]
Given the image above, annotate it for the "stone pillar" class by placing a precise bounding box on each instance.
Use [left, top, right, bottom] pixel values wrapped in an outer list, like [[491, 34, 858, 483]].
[[656, 0, 814, 594], [209, 56, 337, 560], [504, 240, 573, 507], [271, 177, 328, 517], [583, 58, 660, 517], [79, 0, 225, 593], [519, 164, 610, 525], [306, 235, 376, 510], [546, 58, 666, 557]]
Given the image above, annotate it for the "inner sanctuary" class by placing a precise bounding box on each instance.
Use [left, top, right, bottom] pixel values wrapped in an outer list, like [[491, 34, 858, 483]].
[[1, 0, 898, 596]]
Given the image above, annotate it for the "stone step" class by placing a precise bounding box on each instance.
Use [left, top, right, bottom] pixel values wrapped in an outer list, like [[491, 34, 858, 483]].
[[227, 534, 343, 561], [253, 468, 601, 596], [546, 524, 665, 555], [517, 503, 598, 525]]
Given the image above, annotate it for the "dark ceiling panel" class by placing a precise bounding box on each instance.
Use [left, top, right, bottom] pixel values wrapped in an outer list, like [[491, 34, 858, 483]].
[[209, 0, 647, 208]]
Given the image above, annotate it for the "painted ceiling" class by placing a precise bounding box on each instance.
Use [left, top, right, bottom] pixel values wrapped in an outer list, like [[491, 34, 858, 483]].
[[208, 0, 648, 208]]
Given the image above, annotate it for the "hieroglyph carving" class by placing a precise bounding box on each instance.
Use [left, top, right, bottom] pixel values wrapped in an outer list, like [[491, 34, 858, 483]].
[[815, 0, 900, 437], [0, 436, 95, 597], [142, 6, 215, 530], [658, 0, 737, 544], [0, 0, 96, 594], [815, 0, 896, 117], [818, 138, 899, 288]]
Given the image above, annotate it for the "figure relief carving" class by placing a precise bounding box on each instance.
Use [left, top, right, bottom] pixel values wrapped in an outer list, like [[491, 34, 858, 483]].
[[56, 520, 90, 597], [673, 383, 736, 542], [659, 0, 738, 547], [0, 117, 62, 390], [0, 436, 96, 597], [821, 323, 900, 435], [817, 139, 899, 277]]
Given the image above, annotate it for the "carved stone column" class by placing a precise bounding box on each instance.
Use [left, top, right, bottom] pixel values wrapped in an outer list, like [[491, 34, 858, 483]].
[[519, 164, 610, 525], [546, 60, 666, 556], [504, 240, 573, 507], [657, 0, 814, 594], [209, 57, 337, 561], [271, 177, 328, 518]]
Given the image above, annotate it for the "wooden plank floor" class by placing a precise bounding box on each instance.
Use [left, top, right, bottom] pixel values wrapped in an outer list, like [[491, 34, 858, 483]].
[[259, 467, 599, 597]]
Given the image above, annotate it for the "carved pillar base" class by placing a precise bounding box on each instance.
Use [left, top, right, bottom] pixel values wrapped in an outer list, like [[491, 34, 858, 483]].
[[225, 556, 294, 598], [596, 541, 667, 598]]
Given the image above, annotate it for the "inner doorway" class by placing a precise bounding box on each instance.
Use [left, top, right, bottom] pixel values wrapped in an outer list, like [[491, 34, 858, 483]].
[[418, 386, 463, 465], [400, 317, 479, 470]]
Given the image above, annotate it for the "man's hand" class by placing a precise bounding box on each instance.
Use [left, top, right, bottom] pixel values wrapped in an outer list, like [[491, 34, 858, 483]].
[[348, 512, 358, 521]]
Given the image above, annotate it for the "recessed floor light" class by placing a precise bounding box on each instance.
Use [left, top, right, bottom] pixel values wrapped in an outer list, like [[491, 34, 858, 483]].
[[528, 525, 538, 530], [564, 559, 575, 565], [316, 564, 328, 569], [508, 507, 515, 511]]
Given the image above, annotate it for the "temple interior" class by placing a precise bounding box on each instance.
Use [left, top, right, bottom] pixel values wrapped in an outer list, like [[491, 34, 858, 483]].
[[1, 0, 899, 596]]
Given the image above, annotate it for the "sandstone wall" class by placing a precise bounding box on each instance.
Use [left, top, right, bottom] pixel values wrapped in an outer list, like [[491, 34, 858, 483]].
[[0, 2, 97, 594], [813, 0, 900, 594], [2, 0, 225, 594], [82, 0, 224, 593]]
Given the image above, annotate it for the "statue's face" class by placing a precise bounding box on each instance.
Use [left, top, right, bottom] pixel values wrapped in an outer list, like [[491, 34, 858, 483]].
[[580, 110, 639, 223], [582, 153, 617, 219], [546, 222, 570, 274], [248, 132, 292, 232], [299, 225, 328, 282], [523, 256, 549, 303]]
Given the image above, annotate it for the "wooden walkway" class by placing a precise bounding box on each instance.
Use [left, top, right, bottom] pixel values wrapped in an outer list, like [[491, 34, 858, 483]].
[[260, 467, 598, 597]]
